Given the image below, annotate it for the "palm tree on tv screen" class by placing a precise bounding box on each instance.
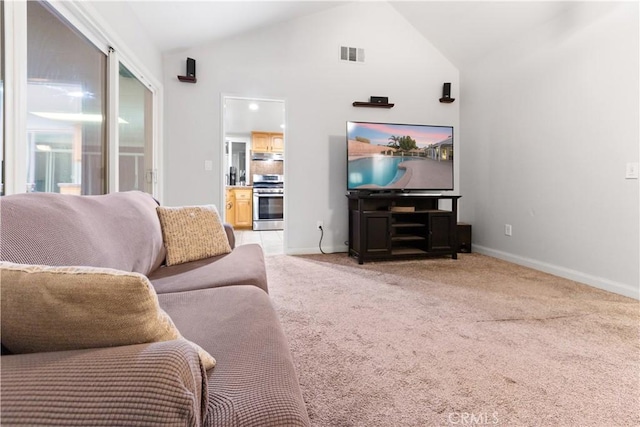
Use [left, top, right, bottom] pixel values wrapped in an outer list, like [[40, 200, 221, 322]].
[[387, 135, 418, 153]]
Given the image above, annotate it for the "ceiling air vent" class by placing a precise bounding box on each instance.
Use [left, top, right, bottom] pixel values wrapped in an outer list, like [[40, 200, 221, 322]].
[[340, 46, 364, 62]]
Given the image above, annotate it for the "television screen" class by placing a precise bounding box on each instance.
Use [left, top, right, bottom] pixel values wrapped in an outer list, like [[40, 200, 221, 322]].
[[347, 121, 454, 192]]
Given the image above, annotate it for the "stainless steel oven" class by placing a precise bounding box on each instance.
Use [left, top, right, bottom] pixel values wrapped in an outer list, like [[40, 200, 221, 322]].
[[252, 174, 284, 230]]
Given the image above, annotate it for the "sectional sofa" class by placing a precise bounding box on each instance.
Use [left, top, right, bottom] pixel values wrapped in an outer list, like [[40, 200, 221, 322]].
[[0, 191, 309, 426]]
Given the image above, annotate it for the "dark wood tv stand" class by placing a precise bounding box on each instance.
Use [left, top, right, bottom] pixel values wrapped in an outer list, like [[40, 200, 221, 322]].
[[347, 192, 461, 264]]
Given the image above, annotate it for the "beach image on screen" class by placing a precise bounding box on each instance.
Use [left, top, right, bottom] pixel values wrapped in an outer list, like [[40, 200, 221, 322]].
[[347, 122, 453, 190]]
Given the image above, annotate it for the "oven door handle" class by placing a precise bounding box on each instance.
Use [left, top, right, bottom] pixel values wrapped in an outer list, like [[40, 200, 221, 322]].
[[254, 194, 283, 197]]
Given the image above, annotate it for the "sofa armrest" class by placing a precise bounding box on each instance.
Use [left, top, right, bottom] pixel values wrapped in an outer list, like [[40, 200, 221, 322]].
[[224, 222, 236, 249], [1, 339, 207, 425]]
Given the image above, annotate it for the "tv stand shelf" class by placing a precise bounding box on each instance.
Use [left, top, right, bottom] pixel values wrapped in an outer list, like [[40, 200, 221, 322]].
[[347, 192, 461, 264], [393, 222, 425, 228]]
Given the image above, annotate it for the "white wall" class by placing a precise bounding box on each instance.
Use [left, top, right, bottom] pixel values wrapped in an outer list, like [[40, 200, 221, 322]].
[[81, 1, 163, 84], [460, 2, 639, 298], [162, 2, 459, 253]]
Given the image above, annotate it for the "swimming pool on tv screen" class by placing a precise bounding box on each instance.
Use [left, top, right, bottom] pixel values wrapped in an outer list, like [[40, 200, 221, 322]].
[[348, 157, 422, 188]]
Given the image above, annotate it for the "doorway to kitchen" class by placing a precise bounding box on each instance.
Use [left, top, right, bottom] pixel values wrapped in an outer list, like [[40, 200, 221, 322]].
[[221, 96, 286, 256]]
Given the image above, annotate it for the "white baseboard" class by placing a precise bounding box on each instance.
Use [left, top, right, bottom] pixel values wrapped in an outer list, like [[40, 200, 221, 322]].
[[473, 245, 639, 300]]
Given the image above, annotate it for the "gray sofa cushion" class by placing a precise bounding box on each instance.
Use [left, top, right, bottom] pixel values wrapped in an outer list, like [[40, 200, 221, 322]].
[[158, 285, 309, 426], [0, 191, 165, 276], [149, 243, 268, 294]]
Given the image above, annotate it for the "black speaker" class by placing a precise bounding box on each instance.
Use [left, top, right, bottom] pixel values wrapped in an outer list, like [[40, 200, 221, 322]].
[[442, 83, 451, 98], [370, 96, 388, 104], [187, 58, 196, 77], [457, 222, 472, 253], [439, 82, 455, 103]]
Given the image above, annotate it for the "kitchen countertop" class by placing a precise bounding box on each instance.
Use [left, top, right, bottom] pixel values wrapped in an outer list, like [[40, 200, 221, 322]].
[[226, 185, 253, 189]]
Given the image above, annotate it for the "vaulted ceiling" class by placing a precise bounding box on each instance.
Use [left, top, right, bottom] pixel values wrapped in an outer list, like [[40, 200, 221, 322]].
[[126, 1, 344, 54], [127, 1, 578, 69]]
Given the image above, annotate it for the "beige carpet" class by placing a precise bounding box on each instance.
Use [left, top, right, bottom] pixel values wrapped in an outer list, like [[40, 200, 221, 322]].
[[265, 253, 639, 427]]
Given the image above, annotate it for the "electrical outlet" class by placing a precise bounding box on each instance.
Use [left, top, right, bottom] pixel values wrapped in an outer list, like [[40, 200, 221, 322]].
[[317, 221, 324, 230], [626, 162, 639, 179], [505, 224, 512, 236]]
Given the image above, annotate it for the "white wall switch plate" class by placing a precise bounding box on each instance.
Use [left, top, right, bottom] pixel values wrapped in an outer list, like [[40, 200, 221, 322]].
[[625, 162, 639, 179], [204, 160, 213, 171]]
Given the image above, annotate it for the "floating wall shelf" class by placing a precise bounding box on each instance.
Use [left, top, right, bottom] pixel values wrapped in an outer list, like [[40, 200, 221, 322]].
[[177, 75, 197, 83], [352, 102, 395, 108]]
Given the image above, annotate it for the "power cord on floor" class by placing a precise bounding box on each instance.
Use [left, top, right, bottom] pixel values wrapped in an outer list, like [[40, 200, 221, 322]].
[[318, 225, 326, 254]]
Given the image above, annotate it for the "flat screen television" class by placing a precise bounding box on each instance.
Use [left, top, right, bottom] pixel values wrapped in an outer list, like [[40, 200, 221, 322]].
[[347, 121, 454, 192]]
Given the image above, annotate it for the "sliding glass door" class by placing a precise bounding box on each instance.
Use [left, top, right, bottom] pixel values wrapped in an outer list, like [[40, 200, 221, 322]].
[[118, 63, 153, 193], [26, 1, 106, 195], [2, 0, 159, 197]]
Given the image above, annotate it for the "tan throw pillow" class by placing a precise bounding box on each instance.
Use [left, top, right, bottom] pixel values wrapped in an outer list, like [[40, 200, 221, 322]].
[[156, 205, 232, 266], [0, 262, 215, 370]]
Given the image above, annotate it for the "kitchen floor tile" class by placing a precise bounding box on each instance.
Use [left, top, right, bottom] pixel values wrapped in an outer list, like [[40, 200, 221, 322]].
[[235, 230, 284, 256]]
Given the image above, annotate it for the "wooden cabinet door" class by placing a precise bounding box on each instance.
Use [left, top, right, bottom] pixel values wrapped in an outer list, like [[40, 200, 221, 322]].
[[428, 212, 454, 252], [225, 189, 235, 227], [270, 133, 284, 153], [363, 212, 392, 256], [234, 189, 253, 228], [252, 132, 271, 153]]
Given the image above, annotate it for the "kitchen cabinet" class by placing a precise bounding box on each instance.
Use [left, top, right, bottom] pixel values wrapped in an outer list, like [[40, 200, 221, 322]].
[[252, 132, 284, 153], [269, 134, 284, 153], [225, 187, 253, 229], [234, 188, 253, 228]]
